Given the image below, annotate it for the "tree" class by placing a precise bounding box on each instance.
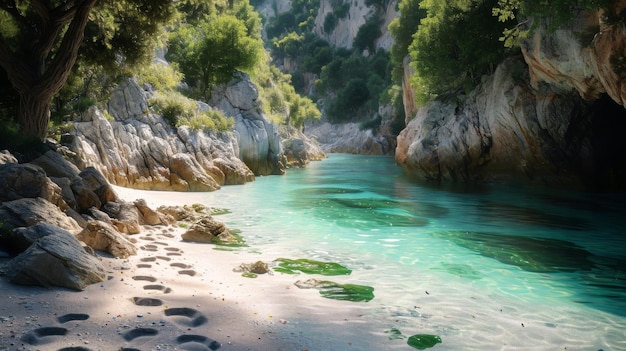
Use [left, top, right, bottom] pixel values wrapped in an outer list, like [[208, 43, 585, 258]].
[[0, 0, 175, 141]]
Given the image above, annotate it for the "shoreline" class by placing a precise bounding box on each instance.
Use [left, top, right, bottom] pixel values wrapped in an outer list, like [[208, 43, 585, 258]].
[[0, 186, 385, 351]]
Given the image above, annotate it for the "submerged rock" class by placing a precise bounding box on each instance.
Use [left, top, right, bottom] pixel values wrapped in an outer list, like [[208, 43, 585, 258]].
[[274, 258, 352, 275]]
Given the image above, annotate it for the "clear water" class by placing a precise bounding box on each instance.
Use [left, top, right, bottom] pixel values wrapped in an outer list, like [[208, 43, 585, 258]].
[[194, 154, 626, 349]]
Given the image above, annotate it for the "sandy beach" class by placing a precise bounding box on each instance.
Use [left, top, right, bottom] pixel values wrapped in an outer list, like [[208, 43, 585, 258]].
[[0, 186, 385, 351]]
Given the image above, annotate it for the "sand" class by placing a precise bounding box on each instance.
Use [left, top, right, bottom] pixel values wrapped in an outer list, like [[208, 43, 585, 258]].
[[0, 186, 385, 351]]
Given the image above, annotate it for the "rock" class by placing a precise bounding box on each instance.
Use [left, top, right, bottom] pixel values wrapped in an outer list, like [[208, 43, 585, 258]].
[[79, 167, 119, 203], [83, 207, 113, 224], [281, 126, 326, 168], [0, 150, 17, 165], [234, 261, 270, 275], [181, 217, 232, 243], [157, 205, 192, 222], [76, 221, 137, 258], [3, 225, 106, 290], [68, 79, 256, 191], [395, 57, 622, 186], [102, 201, 141, 234], [133, 199, 163, 225], [0, 197, 82, 233], [50, 176, 77, 210], [31, 150, 81, 179], [305, 122, 394, 155], [210, 72, 285, 176], [71, 178, 102, 213], [0, 163, 68, 210]]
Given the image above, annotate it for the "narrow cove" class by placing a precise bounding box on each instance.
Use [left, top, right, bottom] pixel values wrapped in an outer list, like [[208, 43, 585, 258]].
[[125, 153, 626, 349]]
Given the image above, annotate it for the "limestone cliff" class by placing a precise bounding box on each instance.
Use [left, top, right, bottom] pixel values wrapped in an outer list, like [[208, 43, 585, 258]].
[[306, 121, 395, 155], [396, 7, 626, 188], [67, 77, 261, 191]]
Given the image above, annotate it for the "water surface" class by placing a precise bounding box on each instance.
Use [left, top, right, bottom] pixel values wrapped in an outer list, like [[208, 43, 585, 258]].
[[196, 154, 626, 349]]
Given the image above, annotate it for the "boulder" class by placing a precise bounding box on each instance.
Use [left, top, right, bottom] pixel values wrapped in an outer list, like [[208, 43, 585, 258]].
[[0, 163, 68, 210], [181, 217, 232, 243], [0, 197, 82, 233], [76, 221, 137, 258], [102, 201, 141, 234], [31, 150, 81, 179], [70, 177, 102, 213], [2, 224, 106, 290], [304, 122, 393, 155], [133, 199, 163, 225]]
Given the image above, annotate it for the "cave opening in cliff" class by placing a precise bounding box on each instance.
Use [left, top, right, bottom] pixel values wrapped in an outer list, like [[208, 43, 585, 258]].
[[589, 94, 626, 191]]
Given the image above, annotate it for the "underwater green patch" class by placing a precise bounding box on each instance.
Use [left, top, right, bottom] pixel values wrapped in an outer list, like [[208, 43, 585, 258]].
[[432, 263, 483, 280], [384, 327, 406, 340], [433, 231, 595, 273], [241, 272, 257, 278], [274, 258, 352, 275], [407, 334, 442, 350], [315, 281, 375, 302]]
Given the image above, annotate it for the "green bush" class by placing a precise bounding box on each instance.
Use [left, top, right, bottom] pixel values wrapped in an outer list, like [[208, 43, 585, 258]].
[[177, 109, 234, 132], [324, 12, 338, 33], [136, 62, 184, 91], [149, 92, 197, 127]]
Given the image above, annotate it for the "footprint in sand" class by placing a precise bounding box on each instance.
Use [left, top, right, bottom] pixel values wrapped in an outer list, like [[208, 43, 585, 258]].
[[176, 334, 221, 350], [140, 257, 157, 262], [139, 236, 155, 241], [165, 307, 208, 327], [140, 244, 159, 252], [171, 262, 192, 269], [132, 275, 158, 283], [122, 327, 159, 341], [143, 284, 172, 294], [158, 233, 175, 238], [58, 347, 93, 351], [137, 263, 152, 269], [167, 252, 183, 256], [154, 241, 169, 246], [21, 326, 68, 345], [178, 269, 198, 277], [132, 297, 164, 306], [57, 313, 90, 323], [156, 256, 172, 261]]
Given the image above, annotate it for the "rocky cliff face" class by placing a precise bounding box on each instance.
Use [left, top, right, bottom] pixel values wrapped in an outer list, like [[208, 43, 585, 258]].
[[397, 7, 626, 189], [306, 121, 395, 155], [67, 76, 275, 191], [313, 0, 398, 51]]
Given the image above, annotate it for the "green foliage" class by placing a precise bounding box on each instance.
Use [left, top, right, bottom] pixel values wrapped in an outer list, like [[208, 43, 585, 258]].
[[388, 0, 427, 80], [178, 109, 235, 132], [252, 65, 321, 128], [149, 92, 198, 127], [408, 0, 513, 104], [149, 90, 234, 132], [323, 12, 338, 33], [136, 63, 184, 91], [354, 17, 383, 54], [167, 10, 264, 98], [493, 0, 614, 47]]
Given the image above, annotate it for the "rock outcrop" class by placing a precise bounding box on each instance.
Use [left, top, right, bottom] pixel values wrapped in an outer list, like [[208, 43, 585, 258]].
[[210, 72, 286, 176], [68, 78, 254, 191], [305, 121, 395, 155], [76, 221, 137, 258], [397, 6, 626, 188], [280, 126, 327, 167]]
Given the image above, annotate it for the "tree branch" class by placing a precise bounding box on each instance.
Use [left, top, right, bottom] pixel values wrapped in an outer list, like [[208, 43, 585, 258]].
[[36, 0, 98, 96]]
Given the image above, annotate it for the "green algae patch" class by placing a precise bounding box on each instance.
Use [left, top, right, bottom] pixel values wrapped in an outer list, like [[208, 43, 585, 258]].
[[318, 282, 374, 302], [212, 229, 247, 247], [384, 327, 406, 340], [407, 334, 442, 349], [241, 272, 258, 278], [274, 258, 352, 276], [295, 278, 374, 302]]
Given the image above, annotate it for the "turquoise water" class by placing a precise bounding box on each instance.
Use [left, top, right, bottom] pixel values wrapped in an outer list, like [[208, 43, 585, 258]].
[[196, 154, 626, 349]]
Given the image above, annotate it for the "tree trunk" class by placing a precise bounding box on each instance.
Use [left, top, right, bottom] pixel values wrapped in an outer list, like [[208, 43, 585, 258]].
[[17, 90, 53, 141]]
